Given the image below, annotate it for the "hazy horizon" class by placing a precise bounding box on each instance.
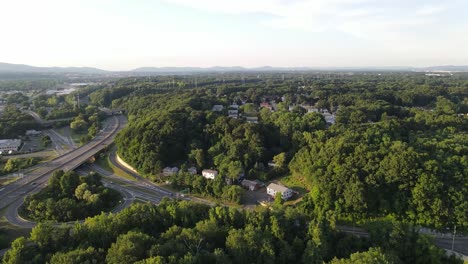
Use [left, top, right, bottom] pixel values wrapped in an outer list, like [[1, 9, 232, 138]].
[[1, 0, 467, 71]]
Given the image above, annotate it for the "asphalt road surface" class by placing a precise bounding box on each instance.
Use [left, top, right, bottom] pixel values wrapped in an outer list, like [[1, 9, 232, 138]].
[[0, 115, 126, 212]]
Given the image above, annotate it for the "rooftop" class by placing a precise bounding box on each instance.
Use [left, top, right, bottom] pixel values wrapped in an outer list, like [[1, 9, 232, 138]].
[[267, 183, 290, 193]]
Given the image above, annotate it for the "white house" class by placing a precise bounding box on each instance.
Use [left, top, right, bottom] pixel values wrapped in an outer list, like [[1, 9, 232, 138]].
[[0, 139, 22, 154], [267, 183, 293, 200], [202, 169, 218, 180], [162, 167, 179, 176]]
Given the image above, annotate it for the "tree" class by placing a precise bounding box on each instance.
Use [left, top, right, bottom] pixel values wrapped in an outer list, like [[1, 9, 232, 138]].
[[272, 152, 287, 170], [2, 237, 40, 264], [328, 247, 397, 264], [50, 247, 104, 264], [274, 193, 284, 207], [41, 135, 52, 148], [70, 115, 88, 132], [106, 231, 153, 264]]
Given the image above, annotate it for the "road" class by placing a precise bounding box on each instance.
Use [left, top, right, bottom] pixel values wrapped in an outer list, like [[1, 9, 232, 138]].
[[338, 225, 468, 260], [23, 110, 74, 126], [0, 115, 126, 213], [1, 112, 466, 260]]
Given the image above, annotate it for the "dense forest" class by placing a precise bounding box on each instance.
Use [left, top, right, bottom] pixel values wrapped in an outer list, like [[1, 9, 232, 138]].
[[2, 200, 462, 264], [1, 72, 466, 263], [0, 104, 39, 138], [100, 73, 468, 232], [20, 170, 121, 222]]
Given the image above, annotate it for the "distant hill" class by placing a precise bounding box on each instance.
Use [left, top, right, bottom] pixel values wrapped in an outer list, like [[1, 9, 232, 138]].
[[2, 62, 468, 74], [416, 65, 468, 72], [0, 62, 107, 74], [132, 66, 327, 73], [131, 66, 248, 73]]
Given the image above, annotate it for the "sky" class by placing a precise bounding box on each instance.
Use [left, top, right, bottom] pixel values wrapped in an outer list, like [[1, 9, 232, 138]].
[[0, 0, 467, 70]]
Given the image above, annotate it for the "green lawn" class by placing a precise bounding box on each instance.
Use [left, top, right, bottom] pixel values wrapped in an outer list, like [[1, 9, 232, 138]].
[[95, 153, 136, 182], [0, 177, 20, 187], [279, 174, 312, 195], [0, 216, 31, 250]]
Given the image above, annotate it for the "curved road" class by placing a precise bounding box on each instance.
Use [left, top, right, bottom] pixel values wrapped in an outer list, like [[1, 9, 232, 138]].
[[0, 115, 126, 213]]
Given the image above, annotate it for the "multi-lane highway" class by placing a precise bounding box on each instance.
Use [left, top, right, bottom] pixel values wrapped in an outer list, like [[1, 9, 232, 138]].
[[0, 112, 466, 260], [0, 114, 126, 212]]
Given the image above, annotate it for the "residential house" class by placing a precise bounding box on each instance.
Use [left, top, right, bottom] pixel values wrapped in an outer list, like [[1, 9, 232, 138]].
[[245, 116, 258, 124], [187, 167, 197, 175], [162, 167, 179, 176], [212, 105, 224, 112], [228, 109, 238, 119], [260, 102, 273, 111], [321, 109, 336, 125], [267, 183, 293, 200], [241, 179, 261, 191], [202, 169, 218, 180]]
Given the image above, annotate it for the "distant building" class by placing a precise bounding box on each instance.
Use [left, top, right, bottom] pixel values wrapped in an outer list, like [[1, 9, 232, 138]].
[[26, 130, 42, 136], [260, 102, 273, 111], [245, 116, 258, 124], [212, 105, 224, 112], [267, 183, 293, 200], [241, 179, 261, 191], [202, 169, 218, 180], [228, 109, 238, 119], [162, 167, 179, 176], [229, 104, 239, 109], [321, 109, 336, 125], [0, 139, 22, 154], [187, 167, 197, 175]]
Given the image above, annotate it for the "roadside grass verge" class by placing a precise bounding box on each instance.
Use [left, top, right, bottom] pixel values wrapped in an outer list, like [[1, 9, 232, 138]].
[[96, 153, 136, 182], [0, 215, 31, 250]]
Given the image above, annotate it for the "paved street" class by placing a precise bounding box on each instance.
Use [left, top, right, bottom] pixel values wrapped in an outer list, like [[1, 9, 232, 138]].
[[0, 115, 125, 212]]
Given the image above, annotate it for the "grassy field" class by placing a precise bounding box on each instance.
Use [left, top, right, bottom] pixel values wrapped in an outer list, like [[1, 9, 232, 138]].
[[279, 174, 312, 194], [0, 177, 19, 187], [95, 153, 136, 182], [0, 215, 31, 250]]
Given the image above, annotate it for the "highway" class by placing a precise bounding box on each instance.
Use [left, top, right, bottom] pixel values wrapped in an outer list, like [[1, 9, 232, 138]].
[[0, 114, 127, 212], [23, 110, 74, 126], [0, 112, 466, 260]]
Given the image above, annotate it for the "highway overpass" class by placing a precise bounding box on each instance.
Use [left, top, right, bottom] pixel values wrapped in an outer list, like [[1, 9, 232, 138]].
[[0, 114, 127, 211]]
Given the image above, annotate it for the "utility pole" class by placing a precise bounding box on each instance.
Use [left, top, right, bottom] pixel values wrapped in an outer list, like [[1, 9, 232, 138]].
[[451, 225, 457, 252]]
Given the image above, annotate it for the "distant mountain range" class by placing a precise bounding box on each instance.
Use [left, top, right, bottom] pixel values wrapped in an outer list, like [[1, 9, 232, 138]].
[[1, 62, 468, 74], [0, 62, 106, 74]]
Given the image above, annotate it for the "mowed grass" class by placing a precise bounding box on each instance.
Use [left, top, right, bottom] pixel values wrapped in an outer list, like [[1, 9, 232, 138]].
[[0, 216, 31, 250], [95, 153, 136, 182], [0, 177, 19, 187], [279, 174, 312, 195]]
